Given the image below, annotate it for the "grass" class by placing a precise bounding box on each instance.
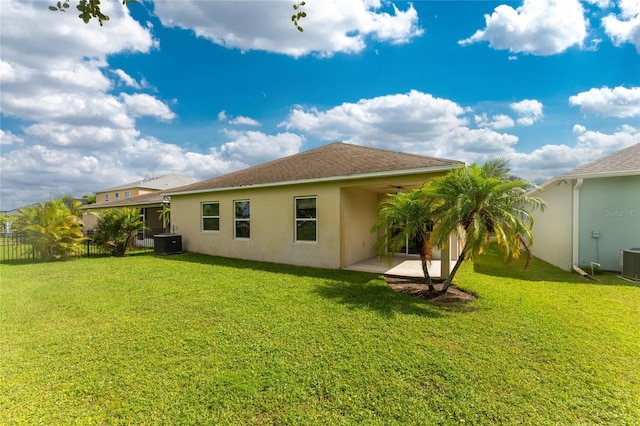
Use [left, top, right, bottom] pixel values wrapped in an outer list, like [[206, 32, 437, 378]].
[[1, 249, 639, 425]]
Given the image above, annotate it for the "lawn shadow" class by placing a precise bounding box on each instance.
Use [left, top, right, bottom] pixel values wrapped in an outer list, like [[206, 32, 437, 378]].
[[153, 251, 378, 284], [153, 252, 454, 318], [312, 279, 447, 319]]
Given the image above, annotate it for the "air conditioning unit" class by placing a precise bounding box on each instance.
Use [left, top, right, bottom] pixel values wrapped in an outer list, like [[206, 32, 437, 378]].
[[621, 248, 640, 282]]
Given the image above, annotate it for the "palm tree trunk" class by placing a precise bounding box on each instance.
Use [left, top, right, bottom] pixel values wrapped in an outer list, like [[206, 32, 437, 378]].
[[420, 257, 435, 292], [440, 246, 467, 294], [518, 235, 532, 269], [417, 237, 435, 292]]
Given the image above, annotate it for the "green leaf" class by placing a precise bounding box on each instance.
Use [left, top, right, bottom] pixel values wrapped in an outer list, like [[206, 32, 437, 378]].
[[49, 6, 58, 11]]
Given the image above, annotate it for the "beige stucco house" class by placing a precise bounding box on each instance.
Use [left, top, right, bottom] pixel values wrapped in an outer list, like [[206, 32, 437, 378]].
[[164, 142, 463, 272], [94, 174, 194, 204], [83, 174, 194, 232]]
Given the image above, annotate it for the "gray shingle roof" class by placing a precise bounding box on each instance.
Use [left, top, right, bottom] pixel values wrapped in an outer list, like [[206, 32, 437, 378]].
[[82, 191, 166, 210], [165, 142, 462, 194], [562, 144, 640, 177], [100, 174, 194, 192]]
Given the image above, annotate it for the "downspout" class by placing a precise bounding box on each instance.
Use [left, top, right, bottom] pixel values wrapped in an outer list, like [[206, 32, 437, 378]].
[[572, 178, 589, 277]]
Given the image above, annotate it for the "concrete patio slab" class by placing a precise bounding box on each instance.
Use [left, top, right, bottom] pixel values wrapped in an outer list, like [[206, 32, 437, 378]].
[[345, 257, 457, 279]]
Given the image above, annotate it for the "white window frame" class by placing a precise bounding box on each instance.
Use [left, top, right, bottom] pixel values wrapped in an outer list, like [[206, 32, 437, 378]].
[[234, 200, 250, 240], [105, 193, 109, 202], [115, 192, 120, 200], [124, 191, 130, 198], [295, 196, 317, 243], [202, 202, 220, 232]]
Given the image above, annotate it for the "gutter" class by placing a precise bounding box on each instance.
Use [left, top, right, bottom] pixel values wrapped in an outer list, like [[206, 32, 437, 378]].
[[572, 178, 589, 277], [163, 164, 462, 197]]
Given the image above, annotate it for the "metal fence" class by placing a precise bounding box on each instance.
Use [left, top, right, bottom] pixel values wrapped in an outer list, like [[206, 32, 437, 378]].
[[0, 229, 166, 264]]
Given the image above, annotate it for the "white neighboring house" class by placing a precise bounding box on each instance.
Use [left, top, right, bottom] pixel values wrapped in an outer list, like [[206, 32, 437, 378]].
[[530, 144, 640, 274]]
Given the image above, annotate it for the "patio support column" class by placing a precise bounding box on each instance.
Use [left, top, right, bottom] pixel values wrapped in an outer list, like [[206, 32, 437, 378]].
[[440, 240, 450, 279]]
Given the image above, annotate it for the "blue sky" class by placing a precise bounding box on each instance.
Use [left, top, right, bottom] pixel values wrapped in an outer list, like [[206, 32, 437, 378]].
[[1, 0, 639, 211]]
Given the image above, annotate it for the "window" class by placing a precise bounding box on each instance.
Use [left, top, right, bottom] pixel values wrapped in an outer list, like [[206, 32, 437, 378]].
[[234, 200, 250, 239], [295, 197, 317, 242], [124, 191, 130, 198], [387, 220, 432, 255], [105, 193, 109, 202], [115, 192, 120, 200], [202, 202, 220, 231]]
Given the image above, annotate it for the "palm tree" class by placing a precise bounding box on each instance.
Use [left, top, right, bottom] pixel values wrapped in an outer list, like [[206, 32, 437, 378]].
[[12, 198, 86, 261], [427, 158, 545, 293], [371, 189, 437, 292], [92, 208, 147, 256]]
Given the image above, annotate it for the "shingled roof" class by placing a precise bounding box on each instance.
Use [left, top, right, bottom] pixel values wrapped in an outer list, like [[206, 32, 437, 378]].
[[562, 144, 640, 178], [82, 191, 167, 210], [100, 174, 194, 192], [166, 142, 462, 195]]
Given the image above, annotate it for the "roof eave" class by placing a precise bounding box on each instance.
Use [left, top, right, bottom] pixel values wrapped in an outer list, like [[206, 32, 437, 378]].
[[529, 169, 640, 194], [164, 164, 462, 197], [558, 170, 640, 180], [81, 200, 168, 210]]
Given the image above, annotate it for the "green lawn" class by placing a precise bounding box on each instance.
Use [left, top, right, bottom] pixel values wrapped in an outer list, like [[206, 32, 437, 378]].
[[1, 249, 639, 425]]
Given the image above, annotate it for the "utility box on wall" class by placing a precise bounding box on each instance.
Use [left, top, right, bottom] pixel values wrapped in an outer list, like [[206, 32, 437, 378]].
[[621, 248, 640, 282], [154, 234, 183, 255]]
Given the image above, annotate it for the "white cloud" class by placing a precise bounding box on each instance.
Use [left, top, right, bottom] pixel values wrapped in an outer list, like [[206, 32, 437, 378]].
[[220, 130, 304, 164], [282, 90, 519, 165], [23, 123, 139, 149], [510, 125, 640, 182], [112, 69, 142, 89], [121, 93, 177, 122], [510, 99, 544, 125], [459, 0, 588, 55], [475, 113, 515, 129], [0, 129, 24, 145], [217, 111, 228, 121], [602, 0, 640, 52], [584, 0, 613, 8], [153, 0, 423, 57], [229, 116, 261, 126], [569, 86, 640, 117]]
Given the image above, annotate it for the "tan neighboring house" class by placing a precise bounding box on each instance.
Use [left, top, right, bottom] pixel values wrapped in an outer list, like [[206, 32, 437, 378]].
[[164, 142, 463, 272], [83, 174, 194, 232], [95, 174, 195, 204]]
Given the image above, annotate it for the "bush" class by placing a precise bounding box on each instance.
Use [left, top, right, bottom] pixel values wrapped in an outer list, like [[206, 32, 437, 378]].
[[92, 208, 147, 256]]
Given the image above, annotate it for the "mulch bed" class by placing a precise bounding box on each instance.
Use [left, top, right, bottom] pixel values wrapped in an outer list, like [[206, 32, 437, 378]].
[[384, 276, 477, 303]]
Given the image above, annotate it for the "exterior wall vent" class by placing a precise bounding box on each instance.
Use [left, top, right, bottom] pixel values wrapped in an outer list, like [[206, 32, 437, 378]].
[[621, 249, 640, 282]]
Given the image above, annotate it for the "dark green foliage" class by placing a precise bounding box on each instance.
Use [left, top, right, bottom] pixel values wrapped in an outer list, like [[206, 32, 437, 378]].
[[11, 198, 86, 262], [92, 207, 147, 256], [371, 189, 436, 291], [427, 158, 545, 292], [49, 0, 137, 26], [292, 1, 307, 32]]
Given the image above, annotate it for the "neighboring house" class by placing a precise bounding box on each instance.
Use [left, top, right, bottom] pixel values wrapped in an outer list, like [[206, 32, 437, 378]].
[[530, 144, 640, 273], [164, 142, 463, 272], [95, 174, 194, 204], [83, 174, 194, 232]]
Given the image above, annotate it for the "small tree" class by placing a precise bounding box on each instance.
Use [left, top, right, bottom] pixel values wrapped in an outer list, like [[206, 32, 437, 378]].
[[371, 189, 437, 292], [0, 213, 14, 233], [159, 204, 170, 233], [427, 158, 545, 293], [12, 199, 86, 261], [92, 207, 147, 256]]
